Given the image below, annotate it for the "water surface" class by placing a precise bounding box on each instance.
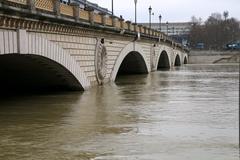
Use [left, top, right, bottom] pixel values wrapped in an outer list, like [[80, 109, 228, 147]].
[[0, 64, 239, 160]]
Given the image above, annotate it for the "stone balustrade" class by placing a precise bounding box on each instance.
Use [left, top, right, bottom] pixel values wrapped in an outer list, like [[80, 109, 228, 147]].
[[1, 0, 188, 51], [3, 0, 160, 34]]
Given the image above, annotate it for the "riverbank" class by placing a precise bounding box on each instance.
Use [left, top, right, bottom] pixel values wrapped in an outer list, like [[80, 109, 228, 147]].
[[188, 50, 240, 64]]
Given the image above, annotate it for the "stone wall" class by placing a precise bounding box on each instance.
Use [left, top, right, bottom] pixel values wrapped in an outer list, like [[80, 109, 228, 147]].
[[188, 50, 240, 64]]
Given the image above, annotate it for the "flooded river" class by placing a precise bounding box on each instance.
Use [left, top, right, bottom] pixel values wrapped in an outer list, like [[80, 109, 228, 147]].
[[0, 64, 239, 160]]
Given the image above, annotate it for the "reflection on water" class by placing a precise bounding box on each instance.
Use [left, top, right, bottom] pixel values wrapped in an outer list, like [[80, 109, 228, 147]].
[[0, 64, 239, 160]]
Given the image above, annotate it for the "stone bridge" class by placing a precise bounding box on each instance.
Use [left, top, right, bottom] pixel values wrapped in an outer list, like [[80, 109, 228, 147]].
[[0, 0, 189, 91]]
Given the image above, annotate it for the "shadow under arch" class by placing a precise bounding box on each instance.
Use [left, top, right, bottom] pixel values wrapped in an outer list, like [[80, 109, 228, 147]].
[[116, 51, 148, 78], [174, 54, 181, 66], [111, 43, 149, 82], [0, 54, 84, 93], [157, 50, 170, 70]]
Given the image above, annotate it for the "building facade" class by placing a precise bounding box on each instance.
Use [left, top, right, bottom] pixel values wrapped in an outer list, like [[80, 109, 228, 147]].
[[140, 22, 192, 46]]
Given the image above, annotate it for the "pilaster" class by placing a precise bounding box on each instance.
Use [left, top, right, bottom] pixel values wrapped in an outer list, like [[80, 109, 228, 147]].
[[71, 3, 80, 22], [27, 0, 36, 12], [112, 16, 117, 27], [119, 17, 124, 29], [126, 21, 131, 30], [53, 0, 60, 17], [99, 12, 106, 26], [84, 6, 94, 25]]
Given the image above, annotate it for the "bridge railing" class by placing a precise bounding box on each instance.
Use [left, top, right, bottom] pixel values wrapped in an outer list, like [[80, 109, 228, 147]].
[[2, 0, 186, 51], [7, 0, 27, 5]]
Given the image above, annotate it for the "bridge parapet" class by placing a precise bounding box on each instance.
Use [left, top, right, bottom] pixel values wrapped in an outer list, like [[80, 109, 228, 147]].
[[0, 0, 188, 52]]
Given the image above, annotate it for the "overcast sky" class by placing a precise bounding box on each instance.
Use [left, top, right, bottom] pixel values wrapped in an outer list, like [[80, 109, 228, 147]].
[[88, 0, 240, 23]]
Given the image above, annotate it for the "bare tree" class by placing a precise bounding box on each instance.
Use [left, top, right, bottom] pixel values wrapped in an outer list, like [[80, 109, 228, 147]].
[[223, 11, 229, 21], [191, 16, 201, 25], [210, 12, 222, 21], [189, 12, 240, 50]]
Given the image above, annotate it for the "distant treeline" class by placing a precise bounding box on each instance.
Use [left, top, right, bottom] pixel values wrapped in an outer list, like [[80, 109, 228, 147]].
[[189, 11, 240, 50]]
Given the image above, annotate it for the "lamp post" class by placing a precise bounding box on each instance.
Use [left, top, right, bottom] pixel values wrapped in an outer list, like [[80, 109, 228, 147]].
[[112, 0, 113, 16], [159, 14, 162, 31], [134, 0, 137, 24], [166, 21, 169, 35], [148, 6, 152, 29]]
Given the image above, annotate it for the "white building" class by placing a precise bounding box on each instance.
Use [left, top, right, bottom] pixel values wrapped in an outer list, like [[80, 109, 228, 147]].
[[140, 22, 192, 36], [140, 22, 192, 46]]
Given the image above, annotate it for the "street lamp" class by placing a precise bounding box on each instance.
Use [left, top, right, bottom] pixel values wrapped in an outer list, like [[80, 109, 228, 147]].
[[134, 0, 137, 24], [148, 6, 152, 29], [166, 21, 169, 35], [112, 0, 113, 16], [159, 14, 162, 31]]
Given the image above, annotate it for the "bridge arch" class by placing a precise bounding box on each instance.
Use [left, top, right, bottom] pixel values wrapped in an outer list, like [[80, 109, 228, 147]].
[[0, 31, 90, 91], [111, 43, 149, 81], [157, 50, 171, 69], [0, 54, 86, 91], [174, 54, 181, 66]]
